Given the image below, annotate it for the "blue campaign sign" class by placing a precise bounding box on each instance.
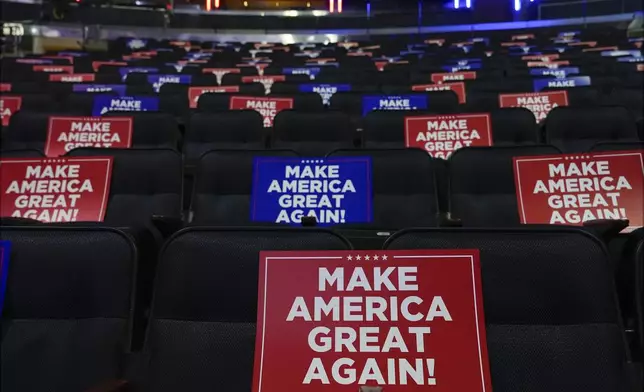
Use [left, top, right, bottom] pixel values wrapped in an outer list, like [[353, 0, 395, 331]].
[[92, 95, 159, 116], [529, 67, 580, 77], [147, 74, 192, 92], [283, 67, 321, 79], [299, 83, 351, 105], [601, 50, 642, 57], [0, 241, 10, 315], [362, 94, 428, 116], [533, 76, 592, 92], [618, 56, 644, 63], [441, 63, 482, 72], [126, 38, 148, 50], [446, 58, 482, 65], [251, 157, 372, 226], [73, 84, 127, 95], [399, 50, 424, 57], [58, 51, 88, 57], [307, 62, 339, 68], [119, 67, 159, 81]]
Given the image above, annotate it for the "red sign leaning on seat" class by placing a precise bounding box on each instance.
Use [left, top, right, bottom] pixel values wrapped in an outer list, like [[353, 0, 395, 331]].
[[513, 150, 644, 232], [0, 157, 114, 223], [252, 249, 492, 392]]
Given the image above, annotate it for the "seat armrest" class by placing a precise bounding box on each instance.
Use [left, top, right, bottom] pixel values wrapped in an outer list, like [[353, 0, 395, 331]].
[[582, 219, 629, 242], [86, 380, 129, 392]]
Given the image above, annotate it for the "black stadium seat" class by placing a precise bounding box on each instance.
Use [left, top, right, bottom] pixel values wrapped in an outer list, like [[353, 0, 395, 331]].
[[448, 145, 562, 227], [544, 106, 640, 153], [184, 110, 265, 167], [191, 149, 299, 225], [272, 111, 355, 155], [0, 227, 136, 392], [65, 148, 183, 227], [135, 227, 351, 391], [385, 227, 637, 391], [327, 148, 441, 229]]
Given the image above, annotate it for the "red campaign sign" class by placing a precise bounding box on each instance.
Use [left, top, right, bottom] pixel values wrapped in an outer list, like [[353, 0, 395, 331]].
[[522, 54, 560, 61], [424, 38, 445, 46], [375, 61, 388, 72], [1, 96, 22, 126], [582, 46, 618, 52], [513, 150, 644, 232], [499, 91, 569, 123], [501, 41, 526, 47], [230, 96, 293, 127], [526, 60, 570, 68], [253, 249, 492, 392], [430, 71, 476, 84], [44, 117, 133, 157], [512, 33, 534, 40], [92, 61, 127, 72], [203, 68, 241, 84], [188, 86, 240, 108], [405, 114, 492, 159], [0, 83, 11, 92], [32, 65, 74, 73], [43, 55, 74, 64], [49, 73, 96, 83], [568, 41, 596, 47], [306, 58, 337, 64], [411, 82, 466, 104], [241, 75, 286, 94], [0, 157, 113, 222]]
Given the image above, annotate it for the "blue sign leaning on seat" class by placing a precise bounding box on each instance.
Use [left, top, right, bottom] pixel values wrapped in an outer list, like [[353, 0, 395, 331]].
[[92, 95, 159, 116], [250, 157, 373, 226], [0, 241, 11, 315], [119, 67, 159, 81], [147, 74, 192, 93], [73, 84, 127, 95], [283, 67, 321, 79], [530, 67, 580, 77], [533, 76, 592, 92], [362, 94, 428, 116], [299, 84, 351, 105]]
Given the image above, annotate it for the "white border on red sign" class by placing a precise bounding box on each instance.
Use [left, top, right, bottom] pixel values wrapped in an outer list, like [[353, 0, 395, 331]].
[[44, 116, 133, 156], [403, 113, 492, 150], [514, 152, 644, 231], [257, 253, 488, 392], [0, 157, 112, 221]]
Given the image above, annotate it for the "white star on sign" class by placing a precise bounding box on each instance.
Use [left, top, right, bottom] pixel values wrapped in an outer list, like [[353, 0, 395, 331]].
[[365, 255, 371, 261], [356, 255, 362, 261], [382, 255, 388, 260], [347, 255, 353, 261], [373, 255, 379, 260]]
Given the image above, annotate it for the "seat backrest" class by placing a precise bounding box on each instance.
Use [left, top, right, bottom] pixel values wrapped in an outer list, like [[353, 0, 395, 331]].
[[384, 227, 632, 392], [105, 112, 180, 149], [490, 108, 540, 145], [191, 149, 299, 225], [1, 111, 50, 152], [184, 110, 265, 164], [65, 148, 183, 225], [272, 110, 355, 155], [363, 110, 425, 149], [327, 148, 440, 228], [1, 227, 135, 392], [448, 145, 562, 226], [589, 141, 644, 152], [141, 228, 350, 392], [545, 106, 639, 152]]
